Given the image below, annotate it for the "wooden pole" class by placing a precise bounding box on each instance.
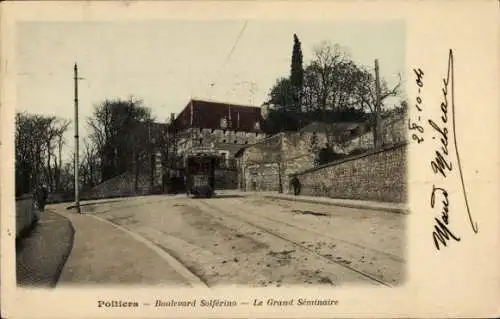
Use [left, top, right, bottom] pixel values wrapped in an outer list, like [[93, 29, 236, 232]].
[[73, 63, 80, 213], [374, 59, 382, 150]]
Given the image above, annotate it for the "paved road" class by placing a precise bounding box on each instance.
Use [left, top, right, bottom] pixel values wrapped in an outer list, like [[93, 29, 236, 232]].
[[58, 192, 405, 287], [16, 210, 74, 287]]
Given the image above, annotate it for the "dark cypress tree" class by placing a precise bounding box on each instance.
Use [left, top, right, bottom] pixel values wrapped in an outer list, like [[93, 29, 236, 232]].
[[290, 33, 304, 112]]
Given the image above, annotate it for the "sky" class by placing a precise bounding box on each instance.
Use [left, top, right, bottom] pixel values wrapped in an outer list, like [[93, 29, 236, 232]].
[[17, 20, 405, 160]]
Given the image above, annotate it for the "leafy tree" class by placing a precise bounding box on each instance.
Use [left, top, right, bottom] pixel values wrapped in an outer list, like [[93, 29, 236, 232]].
[[268, 77, 294, 109], [264, 78, 301, 133], [263, 107, 301, 134], [87, 98, 153, 182]]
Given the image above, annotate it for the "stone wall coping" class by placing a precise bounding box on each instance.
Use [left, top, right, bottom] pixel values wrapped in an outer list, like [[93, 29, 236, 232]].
[[237, 131, 315, 157], [247, 162, 279, 169], [293, 142, 408, 177], [245, 150, 312, 166]]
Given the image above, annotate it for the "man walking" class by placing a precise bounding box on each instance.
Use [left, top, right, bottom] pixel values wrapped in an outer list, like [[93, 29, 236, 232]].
[[291, 176, 301, 196], [37, 185, 48, 212]]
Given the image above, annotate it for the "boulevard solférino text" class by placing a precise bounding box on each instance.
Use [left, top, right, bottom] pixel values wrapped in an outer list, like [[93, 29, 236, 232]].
[[97, 298, 339, 308]]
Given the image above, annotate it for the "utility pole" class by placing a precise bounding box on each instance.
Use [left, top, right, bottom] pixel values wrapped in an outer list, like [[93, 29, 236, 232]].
[[374, 59, 382, 150], [73, 63, 81, 213]]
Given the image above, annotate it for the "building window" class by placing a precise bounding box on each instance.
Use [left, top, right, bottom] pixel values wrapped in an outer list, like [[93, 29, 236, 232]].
[[223, 130, 227, 135], [211, 129, 215, 133], [199, 138, 203, 145], [245, 141, 248, 144], [199, 128, 203, 133], [234, 140, 237, 144], [255, 132, 258, 137], [223, 139, 226, 143]]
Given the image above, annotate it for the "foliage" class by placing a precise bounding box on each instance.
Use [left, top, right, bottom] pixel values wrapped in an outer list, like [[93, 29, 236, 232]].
[[304, 107, 369, 124], [263, 107, 302, 134], [317, 145, 343, 166], [87, 98, 154, 182], [290, 33, 304, 110], [264, 34, 306, 132], [267, 77, 295, 110]]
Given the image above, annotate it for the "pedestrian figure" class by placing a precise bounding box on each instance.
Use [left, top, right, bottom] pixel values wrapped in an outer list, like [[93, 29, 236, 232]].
[[291, 176, 301, 196], [37, 185, 48, 212]]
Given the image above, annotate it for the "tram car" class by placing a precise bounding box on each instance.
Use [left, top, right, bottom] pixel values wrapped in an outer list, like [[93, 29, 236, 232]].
[[185, 151, 218, 198]]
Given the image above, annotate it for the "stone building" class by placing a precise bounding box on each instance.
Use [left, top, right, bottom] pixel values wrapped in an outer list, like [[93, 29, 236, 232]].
[[167, 99, 268, 188], [235, 113, 407, 194], [235, 121, 370, 193], [170, 99, 267, 161]]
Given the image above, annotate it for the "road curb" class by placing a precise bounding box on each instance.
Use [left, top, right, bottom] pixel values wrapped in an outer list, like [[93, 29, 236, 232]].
[[88, 214, 209, 288], [52, 214, 76, 287], [263, 195, 409, 214]]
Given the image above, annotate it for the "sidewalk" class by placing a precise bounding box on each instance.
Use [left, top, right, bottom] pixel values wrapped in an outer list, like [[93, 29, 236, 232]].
[[250, 191, 409, 214], [52, 205, 199, 287], [16, 210, 74, 287]]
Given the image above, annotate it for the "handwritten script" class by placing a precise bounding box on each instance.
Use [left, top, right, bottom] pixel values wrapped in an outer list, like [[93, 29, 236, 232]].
[[410, 50, 479, 251]]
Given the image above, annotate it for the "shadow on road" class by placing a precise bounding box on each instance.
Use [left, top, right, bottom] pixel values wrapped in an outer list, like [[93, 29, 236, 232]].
[[209, 194, 245, 199]]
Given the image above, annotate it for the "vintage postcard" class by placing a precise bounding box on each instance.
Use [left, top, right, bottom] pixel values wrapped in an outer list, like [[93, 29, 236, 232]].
[[1, 1, 498, 318]]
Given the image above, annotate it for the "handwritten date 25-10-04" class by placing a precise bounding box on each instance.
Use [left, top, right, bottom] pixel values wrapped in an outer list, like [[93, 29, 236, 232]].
[[408, 68, 424, 143]]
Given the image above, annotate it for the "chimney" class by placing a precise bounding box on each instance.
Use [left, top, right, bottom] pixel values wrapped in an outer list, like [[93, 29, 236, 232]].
[[190, 100, 194, 126]]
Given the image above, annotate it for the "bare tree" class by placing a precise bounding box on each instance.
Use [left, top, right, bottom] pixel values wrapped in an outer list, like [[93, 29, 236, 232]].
[[80, 137, 100, 188], [15, 113, 70, 195], [352, 66, 401, 148]]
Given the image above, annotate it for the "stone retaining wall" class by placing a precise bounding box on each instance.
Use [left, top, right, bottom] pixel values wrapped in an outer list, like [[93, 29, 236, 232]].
[[16, 194, 38, 238], [293, 143, 407, 203]]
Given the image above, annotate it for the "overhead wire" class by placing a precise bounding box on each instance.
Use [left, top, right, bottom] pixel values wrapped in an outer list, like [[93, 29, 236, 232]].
[[209, 20, 248, 94]]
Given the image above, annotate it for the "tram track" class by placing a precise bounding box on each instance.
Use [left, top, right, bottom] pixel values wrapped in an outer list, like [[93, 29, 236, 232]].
[[194, 198, 394, 287], [234, 197, 404, 263]]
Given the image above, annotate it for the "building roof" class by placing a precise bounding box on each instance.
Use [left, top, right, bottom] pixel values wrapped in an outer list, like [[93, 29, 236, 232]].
[[172, 99, 264, 132]]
